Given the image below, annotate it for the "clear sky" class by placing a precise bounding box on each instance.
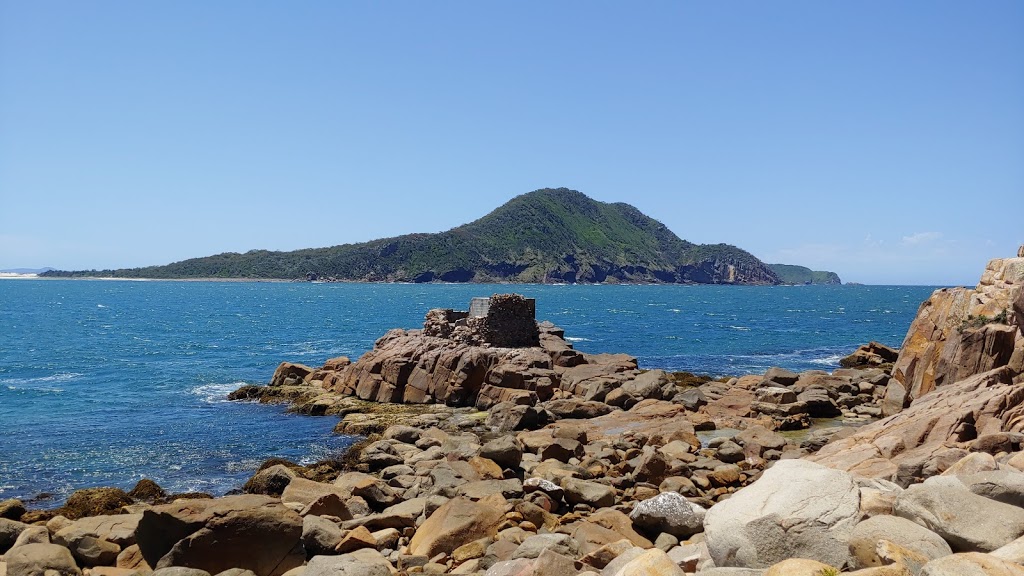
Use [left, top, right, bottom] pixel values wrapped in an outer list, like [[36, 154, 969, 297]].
[[1, 2, 1021, 285]]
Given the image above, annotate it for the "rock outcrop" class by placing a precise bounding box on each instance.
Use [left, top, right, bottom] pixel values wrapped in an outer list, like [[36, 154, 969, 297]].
[[892, 256, 1024, 402], [809, 256, 1024, 483]]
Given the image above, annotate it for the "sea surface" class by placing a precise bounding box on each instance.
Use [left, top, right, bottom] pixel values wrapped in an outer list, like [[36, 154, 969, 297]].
[[0, 279, 939, 505]]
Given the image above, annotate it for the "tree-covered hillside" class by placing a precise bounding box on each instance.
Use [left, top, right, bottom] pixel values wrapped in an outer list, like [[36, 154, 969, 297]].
[[768, 264, 842, 285], [43, 188, 835, 285]]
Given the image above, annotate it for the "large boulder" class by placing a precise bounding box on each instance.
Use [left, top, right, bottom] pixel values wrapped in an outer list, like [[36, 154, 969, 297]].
[[1, 519, 29, 553], [54, 515, 141, 548], [703, 459, 860, 569], [841, 342, 899, 368], [848, 514, 952, 568], [135, 495, 303, 576], [301, 515, 343, 556], [894, 483, 1024, 552], [5, 543, 82, 576], [407, 497, 504, 558]]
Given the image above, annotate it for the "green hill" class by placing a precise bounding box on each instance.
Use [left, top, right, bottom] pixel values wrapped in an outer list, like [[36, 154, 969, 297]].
[[768, 264, 842, 285], [45, 188, 819, 285]]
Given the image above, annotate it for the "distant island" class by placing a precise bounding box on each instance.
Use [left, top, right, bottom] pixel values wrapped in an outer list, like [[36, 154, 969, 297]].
[[42, 188, 840, 285], [766, 264, 842, 285]]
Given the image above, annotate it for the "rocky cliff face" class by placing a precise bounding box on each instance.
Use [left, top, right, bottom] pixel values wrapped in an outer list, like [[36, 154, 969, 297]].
[[811, 253, 1024, 480], [893, 256, 1024, 402]]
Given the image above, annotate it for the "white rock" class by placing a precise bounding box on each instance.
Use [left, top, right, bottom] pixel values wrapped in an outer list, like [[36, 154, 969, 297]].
[[703, 459, 860, 568]]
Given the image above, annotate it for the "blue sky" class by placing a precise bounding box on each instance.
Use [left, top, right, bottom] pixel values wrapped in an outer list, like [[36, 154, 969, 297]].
[[1, 2, 1021, 285]]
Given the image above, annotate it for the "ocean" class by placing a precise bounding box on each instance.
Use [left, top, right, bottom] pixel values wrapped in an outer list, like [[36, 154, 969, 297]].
[[0, 279, 938, 505]]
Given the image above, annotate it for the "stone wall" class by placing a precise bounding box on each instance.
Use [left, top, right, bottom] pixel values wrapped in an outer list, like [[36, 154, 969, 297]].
[[475, 293, 539, 348], [421, 294, 538, 348]]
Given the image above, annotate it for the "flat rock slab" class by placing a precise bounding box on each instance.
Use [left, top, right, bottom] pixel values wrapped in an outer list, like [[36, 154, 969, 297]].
[[809, 367, 1023, 480], [894, 483, 1024, 552], [919, 552, 1024, 576]]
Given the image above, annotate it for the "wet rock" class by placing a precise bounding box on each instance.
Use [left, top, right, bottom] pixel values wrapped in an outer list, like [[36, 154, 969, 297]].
[[59, 488, 134, 520]]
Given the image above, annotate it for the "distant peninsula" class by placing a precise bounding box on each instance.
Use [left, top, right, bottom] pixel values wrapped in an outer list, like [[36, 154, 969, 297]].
[[42, 188, 840, 285]]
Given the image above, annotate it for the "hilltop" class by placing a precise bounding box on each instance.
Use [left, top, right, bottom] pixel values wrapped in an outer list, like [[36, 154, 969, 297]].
[[43, 188, 836, 285]]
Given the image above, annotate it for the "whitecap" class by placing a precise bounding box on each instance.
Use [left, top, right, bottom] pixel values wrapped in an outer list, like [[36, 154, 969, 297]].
[[565, 337, 590, 342], [0, 372, 82, 385], [97, 304, 107, 308], [668, 309, 681, 313], [809, 354, 844, 366], [728, 326, 751, 331], [191, 382, 246, 404]]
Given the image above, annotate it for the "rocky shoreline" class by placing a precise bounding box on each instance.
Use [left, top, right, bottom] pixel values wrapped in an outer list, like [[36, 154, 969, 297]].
[[2, 256, 1024, 576]]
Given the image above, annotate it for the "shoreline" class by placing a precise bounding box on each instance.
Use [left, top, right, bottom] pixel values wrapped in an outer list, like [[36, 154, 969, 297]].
[[2, 254, 1022, 574], [3, 274, 946, 287]]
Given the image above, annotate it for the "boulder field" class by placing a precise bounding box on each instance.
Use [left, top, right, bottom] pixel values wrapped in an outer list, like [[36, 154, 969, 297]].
[[3, 254, 1024, 576]]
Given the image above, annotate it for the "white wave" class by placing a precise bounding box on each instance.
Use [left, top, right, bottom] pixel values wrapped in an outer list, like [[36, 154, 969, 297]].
[[668, 308, 681, 313], [809, 354, 844, 366], [0, 372, 82, 385], [97, 304, 107, 308], [728, 326, 751, 331], [191, 382, 246, 403], [565, 337, 590, 342]]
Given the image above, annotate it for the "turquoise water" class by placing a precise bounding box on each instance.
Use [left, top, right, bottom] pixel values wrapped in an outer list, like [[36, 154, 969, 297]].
[[0, 279, 937, 504]]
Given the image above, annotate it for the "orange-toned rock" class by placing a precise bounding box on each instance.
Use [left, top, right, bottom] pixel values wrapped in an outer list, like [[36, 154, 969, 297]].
[[809, 366, 1023, 481], [893, 257, 1024, 402], [407, 497, 504, 558]]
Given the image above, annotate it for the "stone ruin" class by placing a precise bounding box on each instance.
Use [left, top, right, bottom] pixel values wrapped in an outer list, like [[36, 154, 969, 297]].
[[422, 293, 539, 348]]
